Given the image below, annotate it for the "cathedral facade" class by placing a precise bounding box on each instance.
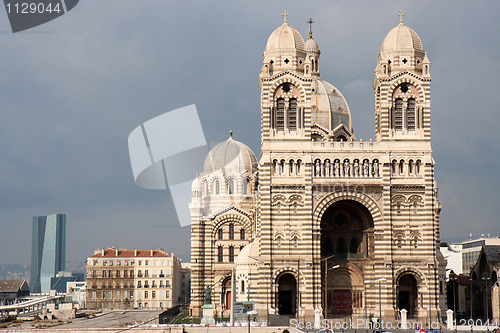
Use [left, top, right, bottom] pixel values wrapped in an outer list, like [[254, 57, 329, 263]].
[[190, 13, 446, 322]]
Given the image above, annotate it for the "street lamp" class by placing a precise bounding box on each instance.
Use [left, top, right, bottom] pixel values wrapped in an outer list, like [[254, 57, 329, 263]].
[[377, 278, 387, 324], [364, 280, 372, 333], [247, 310, 257, 333], [448, 271, 457, 332], [482, 273, 491, 324], [320, 254, 336, 319]]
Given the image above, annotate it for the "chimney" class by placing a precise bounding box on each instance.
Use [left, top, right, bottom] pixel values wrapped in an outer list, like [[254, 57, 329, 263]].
[[116, 249, 119, 256], [101, 248, 104, 256], [151, 249, 154, 256], [134, 249, 137, 256]]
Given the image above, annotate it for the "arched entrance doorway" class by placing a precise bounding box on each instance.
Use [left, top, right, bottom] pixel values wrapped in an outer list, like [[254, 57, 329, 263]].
[[397, 274, 418, 318], [320, 200, 374, 317], [221, 277, 232, 310], [276, 273, 297, 316]]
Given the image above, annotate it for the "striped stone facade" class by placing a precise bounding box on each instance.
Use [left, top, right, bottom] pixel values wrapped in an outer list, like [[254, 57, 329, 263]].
[[190, 15, 446, 323]]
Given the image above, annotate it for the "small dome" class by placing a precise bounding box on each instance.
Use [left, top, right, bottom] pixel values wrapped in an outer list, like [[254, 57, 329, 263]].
[[381, 23, 423, 52], [311, 79, 351, 131], [305, 37, 319, 51], [203, 132, 258, 174], [265, 23, 305, 51], [235, 240, 259, 265], [191, 177, 201, 191]]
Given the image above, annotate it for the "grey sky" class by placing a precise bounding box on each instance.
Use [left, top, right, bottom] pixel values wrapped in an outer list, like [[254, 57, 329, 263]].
[[0, 1, 498, 266]]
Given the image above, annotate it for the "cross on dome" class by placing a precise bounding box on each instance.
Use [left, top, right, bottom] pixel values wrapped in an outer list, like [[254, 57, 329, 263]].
[[307, 18, 315, 38], [397, 10, 405, 24], [282, 10, 288, 23]]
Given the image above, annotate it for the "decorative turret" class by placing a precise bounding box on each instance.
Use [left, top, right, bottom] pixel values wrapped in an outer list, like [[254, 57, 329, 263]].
[[373, 11, 431, 141]]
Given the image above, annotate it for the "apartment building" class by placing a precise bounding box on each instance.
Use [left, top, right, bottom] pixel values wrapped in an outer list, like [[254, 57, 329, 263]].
[[86, 248, 181, 310]]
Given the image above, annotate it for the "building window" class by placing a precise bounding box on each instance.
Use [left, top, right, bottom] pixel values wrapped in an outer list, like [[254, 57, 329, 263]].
[[152, 291, 156, 299], [138, 281, 142, 288], [145, 291, 149, 298], [145, 281, 149, 288], [241, 280, 245, 294], [130, 291, 134, 298], [138, 260, 142, 266], [160, 302, 163, 308], [145, 260, 148, 266], [218, 228, 223, 240], [218, 246, 223, 263], [288, 98, 297, 130], [166, 290, 170, 298], [276, 98, 285, 131], [145, 270, 149, 277], [214, 179, 220, 195], [229, 224, 234, 240], [407, 98, 416, 130], [393, 98, 403, 130], [229, 246, 235, 262], [227, 178, 235, 194], [124, 270, 127, 277], [243, 178, 249, 195], [160, 280, 164, 288], [102, 271, 106, 278], [240, 228, 245, 240], [92, 270, 96, 278], [152, 281, 156, 287], [116, 270, 120, 278], [102, 291, 106, 299], [138, 270, 142, 277]]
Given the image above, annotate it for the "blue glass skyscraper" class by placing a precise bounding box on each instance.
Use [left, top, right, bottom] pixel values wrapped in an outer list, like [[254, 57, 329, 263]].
[[30, 214, 66, 294]]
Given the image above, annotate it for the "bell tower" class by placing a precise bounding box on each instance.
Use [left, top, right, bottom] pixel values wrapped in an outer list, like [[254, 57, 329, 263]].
[[374, 10, 432, 142]]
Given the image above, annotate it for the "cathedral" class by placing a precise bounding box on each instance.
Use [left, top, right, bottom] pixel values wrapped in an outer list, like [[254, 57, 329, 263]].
[[190, 12, 446, 322]]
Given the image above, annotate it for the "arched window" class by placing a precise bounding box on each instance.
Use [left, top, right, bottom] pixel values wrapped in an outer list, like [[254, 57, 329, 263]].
[[280, 160, 285, 175], [218, 228, 223, 240], [227, 179, 235, 194], [229, 246, 235, 262], [289, 160, 294, 175], [229, 224, 234, 240], [202, 180, 208, 196], [408, 160, 414, 175], [241, 280, 245, 294], [296, 160, 302, 175], [276, 98, 285, 131], [407, 98, 416, 130], [243, 178, 249, 195], [217, 246, 223, 263], [416, 160, 421, 175], [399, 160, 404, 175], [240, 228, 245, 240], [337, 237, 346, 254], [214, 179, 220, 195], [394, 98, 403, 130], [350, 237, 358, 253], [392, 160, 397, 175], [288, 98, 297, 131]]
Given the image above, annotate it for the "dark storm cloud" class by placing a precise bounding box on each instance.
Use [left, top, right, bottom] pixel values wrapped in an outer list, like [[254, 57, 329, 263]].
[[0, 1, 498, 264]]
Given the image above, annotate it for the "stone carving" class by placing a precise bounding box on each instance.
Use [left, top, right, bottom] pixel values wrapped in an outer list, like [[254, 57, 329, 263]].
[[353, 160, 360, 176], [343, 159, 350, 177]]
